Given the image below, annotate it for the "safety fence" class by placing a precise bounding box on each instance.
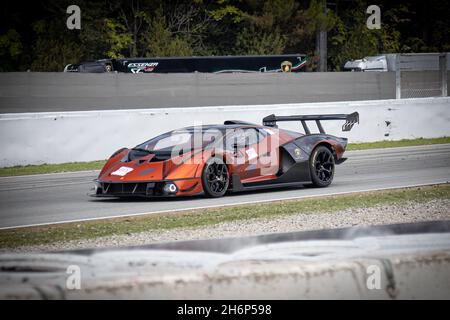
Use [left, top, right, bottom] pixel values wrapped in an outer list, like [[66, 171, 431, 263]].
[[396, 53, 448, 99]]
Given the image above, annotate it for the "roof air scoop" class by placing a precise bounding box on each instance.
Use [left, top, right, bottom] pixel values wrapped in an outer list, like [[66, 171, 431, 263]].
[[224, 120, 257, 125]]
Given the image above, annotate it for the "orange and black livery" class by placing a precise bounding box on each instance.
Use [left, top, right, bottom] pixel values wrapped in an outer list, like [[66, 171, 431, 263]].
[[92, 112, 359, 198]]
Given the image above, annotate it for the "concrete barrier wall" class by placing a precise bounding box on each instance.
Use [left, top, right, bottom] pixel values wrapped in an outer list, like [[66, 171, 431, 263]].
[[0, 97, 449, 167], [0, 72, 396, 113]]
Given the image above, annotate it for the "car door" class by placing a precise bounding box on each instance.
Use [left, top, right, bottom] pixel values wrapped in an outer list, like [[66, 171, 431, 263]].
[[256, 127, 280, 178]]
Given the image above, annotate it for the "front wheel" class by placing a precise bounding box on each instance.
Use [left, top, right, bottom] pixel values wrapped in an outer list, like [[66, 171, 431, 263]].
[[201, 157, 229, 197], [309, 146, 335, 187]]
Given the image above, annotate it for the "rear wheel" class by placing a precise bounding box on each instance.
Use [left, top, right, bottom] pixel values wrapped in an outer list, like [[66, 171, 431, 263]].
[[309, 146, 335, 187], [202, 157, 229, 197]]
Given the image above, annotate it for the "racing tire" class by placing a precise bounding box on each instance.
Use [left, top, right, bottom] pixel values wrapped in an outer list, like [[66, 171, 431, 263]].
[[309, 145, 335, 187], [202, 157, 230, 198]]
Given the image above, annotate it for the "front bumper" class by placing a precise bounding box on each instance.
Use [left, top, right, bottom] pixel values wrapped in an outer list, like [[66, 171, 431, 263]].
[[90, 179, 199, 197]]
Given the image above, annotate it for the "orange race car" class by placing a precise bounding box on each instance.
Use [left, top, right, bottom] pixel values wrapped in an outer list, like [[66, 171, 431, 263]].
[[92, 113, 359, 198]]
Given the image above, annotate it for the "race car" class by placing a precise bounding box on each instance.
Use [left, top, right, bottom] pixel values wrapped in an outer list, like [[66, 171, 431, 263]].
[[92, 113, 359, 198]]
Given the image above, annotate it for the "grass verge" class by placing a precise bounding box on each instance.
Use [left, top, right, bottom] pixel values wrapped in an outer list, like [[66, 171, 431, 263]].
[[0, 184, 448, 249], [346, 137, 450, 151], [0, 137, 449, 177], [0, 160, 106, 177]]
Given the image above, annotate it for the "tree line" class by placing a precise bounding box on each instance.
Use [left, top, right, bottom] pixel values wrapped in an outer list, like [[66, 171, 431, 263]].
[[0, 0, 449, 71]]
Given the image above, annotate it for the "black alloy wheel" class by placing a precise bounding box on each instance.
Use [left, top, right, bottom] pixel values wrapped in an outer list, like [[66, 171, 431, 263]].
[[202, 157, 229, 197], [310, 145, 335, 187]]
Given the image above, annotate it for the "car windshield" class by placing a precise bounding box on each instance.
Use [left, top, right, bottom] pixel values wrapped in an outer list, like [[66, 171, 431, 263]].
[[135, 128, 224, 153]]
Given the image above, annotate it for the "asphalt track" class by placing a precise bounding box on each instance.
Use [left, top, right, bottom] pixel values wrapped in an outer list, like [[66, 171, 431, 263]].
[[0, 144, 449, 229]]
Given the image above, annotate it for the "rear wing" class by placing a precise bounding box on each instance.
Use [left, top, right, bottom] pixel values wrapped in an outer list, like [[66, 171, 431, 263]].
[[262, 112, 359, 134]]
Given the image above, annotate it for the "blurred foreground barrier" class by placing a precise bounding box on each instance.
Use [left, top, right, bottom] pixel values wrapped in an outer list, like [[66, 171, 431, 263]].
[[1, 221, 450, 299]]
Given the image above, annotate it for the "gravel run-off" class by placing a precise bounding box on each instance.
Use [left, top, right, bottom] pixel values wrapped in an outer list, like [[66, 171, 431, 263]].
[[5, 198, 450, 253]]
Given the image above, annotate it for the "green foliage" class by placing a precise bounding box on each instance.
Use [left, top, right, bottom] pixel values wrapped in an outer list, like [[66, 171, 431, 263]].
[[303, 0, 337, 33], [209, 4, 245, 23], [329, 1, 406, 70], [0, 0, 449, 71], [329, 10, 379, 69], [235, 26, 286, 55], [141, 12, 193, 57], [104, 18, 133, 59], [0, 29, 23, 71], [287, 0, 338, 70], [31, 19, 85, 71], [233, 0, 298, 55], [0, 30, 22, 59]]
